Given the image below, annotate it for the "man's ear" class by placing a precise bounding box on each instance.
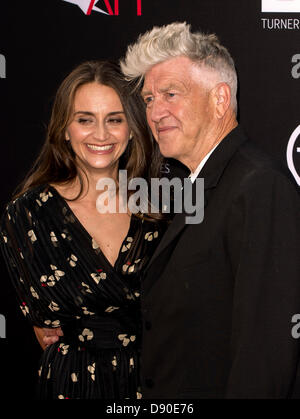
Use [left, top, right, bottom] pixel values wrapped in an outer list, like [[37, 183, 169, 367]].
[[213, 82, 231, 118]]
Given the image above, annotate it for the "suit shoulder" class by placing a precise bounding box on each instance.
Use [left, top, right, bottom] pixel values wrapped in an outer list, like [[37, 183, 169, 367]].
[[234, 141, 298, 190]]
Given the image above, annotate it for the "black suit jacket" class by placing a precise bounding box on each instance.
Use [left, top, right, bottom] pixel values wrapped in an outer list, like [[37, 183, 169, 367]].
[[141, 125, 300, 398]]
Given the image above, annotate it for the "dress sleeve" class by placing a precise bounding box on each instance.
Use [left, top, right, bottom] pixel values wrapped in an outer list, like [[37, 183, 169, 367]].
[[1, 198, 63, 328]]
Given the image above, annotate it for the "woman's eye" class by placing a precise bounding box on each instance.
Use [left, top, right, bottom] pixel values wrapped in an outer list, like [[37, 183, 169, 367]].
[[107, 118, 123, 124], [78, 118, 92, 124]]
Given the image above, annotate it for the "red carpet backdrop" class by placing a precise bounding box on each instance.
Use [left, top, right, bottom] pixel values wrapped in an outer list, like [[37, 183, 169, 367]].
[[0, 0, 299, 399]]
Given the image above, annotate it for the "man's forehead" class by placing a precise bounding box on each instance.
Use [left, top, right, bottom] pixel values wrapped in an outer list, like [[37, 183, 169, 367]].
[[143, 57, 196, 93]]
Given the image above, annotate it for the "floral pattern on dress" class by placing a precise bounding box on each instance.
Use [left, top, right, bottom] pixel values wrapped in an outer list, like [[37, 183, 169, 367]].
[[0, 184, 166, 399]]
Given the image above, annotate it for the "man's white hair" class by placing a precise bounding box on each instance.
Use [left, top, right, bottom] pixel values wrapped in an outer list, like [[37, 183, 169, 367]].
[[121, 22, 238, 112]]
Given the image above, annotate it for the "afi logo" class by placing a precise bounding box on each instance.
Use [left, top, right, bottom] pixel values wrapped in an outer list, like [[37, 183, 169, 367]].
[[287, 125, 300, 186], [262, 0, 300, 12], [63, 0, 142, 15]]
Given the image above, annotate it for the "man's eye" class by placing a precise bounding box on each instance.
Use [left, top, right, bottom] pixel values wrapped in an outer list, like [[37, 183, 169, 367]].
[[144, 97, 153, 106], [167, 92, 176, 98]]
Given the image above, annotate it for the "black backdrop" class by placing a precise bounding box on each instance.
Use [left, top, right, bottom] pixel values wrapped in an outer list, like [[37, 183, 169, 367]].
[[0, 0, 299, 400]]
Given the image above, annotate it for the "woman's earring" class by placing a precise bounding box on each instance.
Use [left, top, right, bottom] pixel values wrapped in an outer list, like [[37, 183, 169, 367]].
[[129, 132, 133, 140]]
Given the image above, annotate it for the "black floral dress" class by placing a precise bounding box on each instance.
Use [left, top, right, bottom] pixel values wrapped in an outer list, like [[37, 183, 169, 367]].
[[1, 184, 164, 399]]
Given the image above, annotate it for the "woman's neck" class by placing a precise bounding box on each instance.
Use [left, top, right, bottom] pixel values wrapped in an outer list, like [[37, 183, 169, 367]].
[[54, 164, 120, 204]]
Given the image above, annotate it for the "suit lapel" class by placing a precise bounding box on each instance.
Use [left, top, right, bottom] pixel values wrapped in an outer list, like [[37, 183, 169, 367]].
[[146, 191, 191, 271], [145, 125, 248, 273]]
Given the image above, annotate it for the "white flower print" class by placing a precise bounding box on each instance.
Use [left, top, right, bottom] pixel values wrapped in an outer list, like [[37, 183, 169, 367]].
[[49, 301, 60, 312], [61, 229, 72, 241], [47, 365, 51, 379], [122, 259, 141, 274], [40, 265, 65, 287], [58, 343, 69, 355], [90, 271, 106, 284], [90, 273, 101, 284], [123, 287, 135, 301], [39, 191, 53, 203], [81, 282, 93, 294], [30, 286, 39, 299], [112, 356, 117, 371], [105, 306, 120, 313], [71, 373, 78, 383], [38, 366, 42, 377], [40, 275, 54, 287], [122, 262, 132, 273], [44, 319, 61, 327], [78, 328, 94, 342], [36, 199, 42, 207], [2, 235, 7, 243], [144, 231, 159, 241], [20, 303, 29, 316], [28, 229, 37, 243], [67, 254, 78, 267], [87, 363, 96, 381], [50, 231, 58, 246], [118, 334, 136, 347], [121, 237, 133, 252], [82, 307, 95, 315], [129, 357, 135, 372], [40, 275, 53, 287], [58, 395, 69, 399], [92, 238, 99, 250]]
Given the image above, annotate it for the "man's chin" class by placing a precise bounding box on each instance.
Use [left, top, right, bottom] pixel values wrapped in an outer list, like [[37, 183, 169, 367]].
[[157, 143, 177, 159]]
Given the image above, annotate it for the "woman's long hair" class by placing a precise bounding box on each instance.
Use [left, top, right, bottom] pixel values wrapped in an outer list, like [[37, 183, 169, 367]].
[[14, 60, 162, 206]]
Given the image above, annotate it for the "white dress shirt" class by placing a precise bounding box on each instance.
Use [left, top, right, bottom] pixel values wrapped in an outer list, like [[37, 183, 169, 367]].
[[189, 142, 220, 183]]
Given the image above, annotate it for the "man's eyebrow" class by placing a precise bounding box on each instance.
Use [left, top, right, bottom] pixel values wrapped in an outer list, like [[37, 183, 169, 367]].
[[141, 83, 185, 97], [159, 83, 182, 92], [141, 90, 152, 98]]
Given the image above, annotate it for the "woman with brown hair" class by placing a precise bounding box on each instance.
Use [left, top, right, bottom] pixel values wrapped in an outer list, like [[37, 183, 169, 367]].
[[0, 60, 164, 399]]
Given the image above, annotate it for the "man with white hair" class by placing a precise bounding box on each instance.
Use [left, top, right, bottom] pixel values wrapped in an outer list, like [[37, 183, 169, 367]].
[[121, 22, 300, 398]]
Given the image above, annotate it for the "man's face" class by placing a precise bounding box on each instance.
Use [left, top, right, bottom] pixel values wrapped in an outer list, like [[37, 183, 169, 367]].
[[142, 56, 216, 168]]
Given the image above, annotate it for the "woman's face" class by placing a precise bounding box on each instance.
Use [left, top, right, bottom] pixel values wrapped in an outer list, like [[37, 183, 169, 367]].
[[66, 82, 130, 176]]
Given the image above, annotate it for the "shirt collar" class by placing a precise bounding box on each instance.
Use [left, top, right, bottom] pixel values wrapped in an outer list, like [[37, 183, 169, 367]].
[[189, 142, 220, 183]]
